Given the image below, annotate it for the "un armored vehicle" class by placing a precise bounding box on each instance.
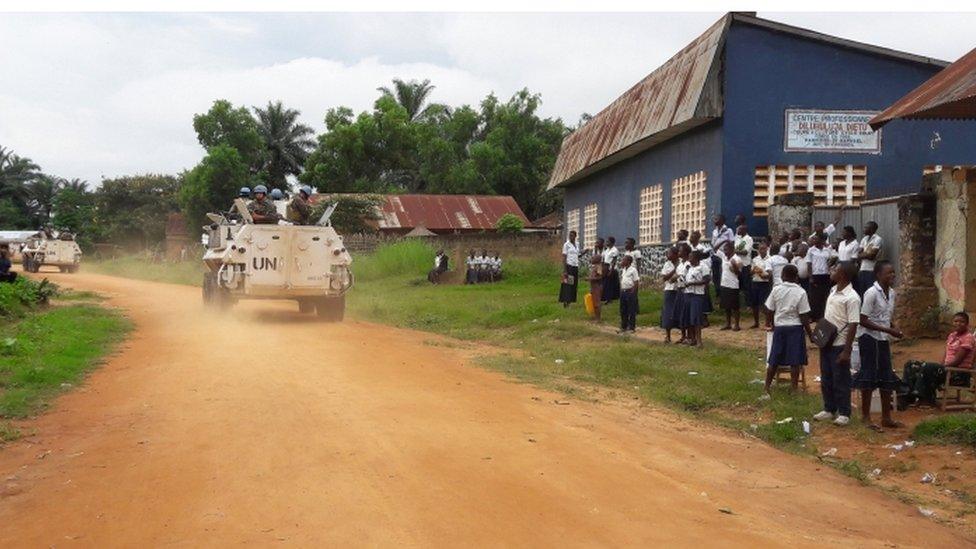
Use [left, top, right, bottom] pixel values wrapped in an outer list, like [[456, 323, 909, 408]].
[[201, 199, 353, 320], [21, 230, 82, 273]]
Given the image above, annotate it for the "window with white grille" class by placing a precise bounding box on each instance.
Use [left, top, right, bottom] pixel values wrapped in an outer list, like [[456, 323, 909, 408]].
[[670, 171, 707, 237], [753, 165, 867, 216], [566, 208, 580, 240], [583, 203, 598, 250], [638, 184, 663, 245]]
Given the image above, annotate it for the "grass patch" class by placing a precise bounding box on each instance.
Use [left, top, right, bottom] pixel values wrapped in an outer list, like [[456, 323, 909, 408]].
[[0, 277, 59, 318], [87, 256, 203, 286], [914, 415, 976, 448], [0, 421, 20, 443], [835, 459, 872, 485], [0, 305, 131, 418]]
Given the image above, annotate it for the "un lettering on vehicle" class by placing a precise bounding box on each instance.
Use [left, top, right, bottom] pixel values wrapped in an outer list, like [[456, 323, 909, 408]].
[[252, 257, 278, 270]]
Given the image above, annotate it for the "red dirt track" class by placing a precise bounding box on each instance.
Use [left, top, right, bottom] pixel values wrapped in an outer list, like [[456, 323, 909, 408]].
[[0, 270, 970, 547]]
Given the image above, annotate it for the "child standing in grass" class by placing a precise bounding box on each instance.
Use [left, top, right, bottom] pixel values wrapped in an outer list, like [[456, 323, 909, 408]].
[[763, 264, 813, 397], [749, 241, 772, 329], [719, 241, 742, 331], [674, 244, 691, 344], [660, 247, 680, 343], [618, 255, 639, 333], [682, 250, 710, 347]]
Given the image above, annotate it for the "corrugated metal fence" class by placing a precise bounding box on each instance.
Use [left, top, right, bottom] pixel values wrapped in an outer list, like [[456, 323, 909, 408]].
[[812, 197, 901, 278]]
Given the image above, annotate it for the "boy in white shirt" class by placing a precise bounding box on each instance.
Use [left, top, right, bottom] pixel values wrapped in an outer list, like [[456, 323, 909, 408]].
[[853, 261, 904, 431], [734, 225, 753, 304], [719, 241, 743, 331], [618, 255, 640, 333], [814, 263, 862, 426], [749, 241, 772, 329], [763, 264, 814, 396], [857, 221, 883, 295], [767, 242, 790, 286], [791, 243, 811, 292], [659, 247, 680, 343]]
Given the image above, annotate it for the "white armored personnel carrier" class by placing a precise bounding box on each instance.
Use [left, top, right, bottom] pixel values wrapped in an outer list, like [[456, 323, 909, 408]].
[[201, 199, 353, 320], [21, 230, 82, 273]]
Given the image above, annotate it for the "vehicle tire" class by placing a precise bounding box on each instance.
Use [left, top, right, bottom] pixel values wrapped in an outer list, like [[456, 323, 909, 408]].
[[68, 265, 79, 274], [316, 295, 345, 322], [58, 266, 66, 273], [298, 299, 315, 314]]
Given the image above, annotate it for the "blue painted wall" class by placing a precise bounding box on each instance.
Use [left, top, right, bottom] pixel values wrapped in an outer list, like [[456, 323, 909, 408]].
[[563, 121, 723, 247], [723, 22, 976, 234]]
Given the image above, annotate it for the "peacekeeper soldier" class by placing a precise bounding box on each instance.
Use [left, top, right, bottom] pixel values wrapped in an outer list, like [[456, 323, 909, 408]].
[[247, 185, 282, 224], [270, 188, 284, 200], [239, 186, 251, 200], [287, 185, 313, 225]]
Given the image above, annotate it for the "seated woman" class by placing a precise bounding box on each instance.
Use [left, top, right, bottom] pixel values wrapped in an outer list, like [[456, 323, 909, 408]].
[[899, 312, 974, 408], [428, 250, 449, 284]]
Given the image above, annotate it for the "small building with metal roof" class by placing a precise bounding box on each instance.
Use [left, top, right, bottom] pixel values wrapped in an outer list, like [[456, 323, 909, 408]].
[[552, 12, 975, 246], [312, 193, 531, 235]]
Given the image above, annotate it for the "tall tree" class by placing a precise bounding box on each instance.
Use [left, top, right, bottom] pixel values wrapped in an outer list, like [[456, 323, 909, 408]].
[[193, 99, 265, 171], [95, 174, 181, 249], [377, 78, 438, 122], [25, 175, 59, 225], [253, 101, 315, 189], [178, 145, 250, 229], [0, 146, 42, 229]]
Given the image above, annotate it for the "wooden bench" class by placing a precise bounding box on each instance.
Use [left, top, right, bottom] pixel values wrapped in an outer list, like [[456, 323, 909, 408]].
[[939, 367, 976, 411]]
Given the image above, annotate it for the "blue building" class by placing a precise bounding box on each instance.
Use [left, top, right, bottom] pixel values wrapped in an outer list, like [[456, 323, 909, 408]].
[[550, 12, 975, 249]]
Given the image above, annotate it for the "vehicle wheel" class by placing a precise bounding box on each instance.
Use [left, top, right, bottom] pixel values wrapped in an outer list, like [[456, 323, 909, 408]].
[[316, 295, 345, 322], [58, 266, 66, 273], [68, 265, 79, 273], [298, 299, 315, 314]]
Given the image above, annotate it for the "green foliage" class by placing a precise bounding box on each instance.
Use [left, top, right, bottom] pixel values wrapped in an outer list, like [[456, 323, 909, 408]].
[[495, 213, 525, 234], [0, 305, 130, 418], [179, 145, 249, 229], [914, 414, 976, 447], [193, 99, 265, 171], [301, 85, 570, 219], [354, 240, 437, 282], [0, 277, 59, 318], [51, 186, 97, 249], [254, 100, 315, 189], [95, 174, 180, 249], [309, 195, 382, 234], [0, 146, 42, 228]]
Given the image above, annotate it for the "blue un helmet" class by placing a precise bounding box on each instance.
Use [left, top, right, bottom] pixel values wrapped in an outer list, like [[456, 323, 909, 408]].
[[270, 188, 284, 200], [299, 185, 312, 198], [239, 186, 251, 198], [253, 184, 268, 196]]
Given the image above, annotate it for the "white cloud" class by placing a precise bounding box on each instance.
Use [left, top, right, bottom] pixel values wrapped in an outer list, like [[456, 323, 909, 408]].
[[0, 12, 974, 185]]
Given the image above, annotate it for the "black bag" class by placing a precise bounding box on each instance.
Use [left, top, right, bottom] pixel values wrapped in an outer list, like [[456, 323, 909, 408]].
[[810, 318, 842, 348]]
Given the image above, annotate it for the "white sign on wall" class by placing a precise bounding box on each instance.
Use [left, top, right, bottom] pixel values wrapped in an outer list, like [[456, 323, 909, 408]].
[[784, 109, 882, 154]]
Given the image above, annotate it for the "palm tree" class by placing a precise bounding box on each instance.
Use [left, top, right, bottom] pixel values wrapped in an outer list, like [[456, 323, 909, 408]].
[[377, 78, 439, 122], [253, 101, 315, 188], [26, 175, 59, 224], [0, 146, 40, 202], [60, 178, 89, 193]]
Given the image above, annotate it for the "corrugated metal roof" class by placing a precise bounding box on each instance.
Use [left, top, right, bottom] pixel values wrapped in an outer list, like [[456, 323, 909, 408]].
[[870, 47, 976, 129], [311, 194, 530, 232], [375, 194, 529, 231], [548, 12, 950, 190], [547, 15, 728, 190]]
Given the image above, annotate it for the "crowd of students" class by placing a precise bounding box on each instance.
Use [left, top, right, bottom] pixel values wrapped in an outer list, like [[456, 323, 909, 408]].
[[464, 249, 504, 284], [559, 210, 974, 431]]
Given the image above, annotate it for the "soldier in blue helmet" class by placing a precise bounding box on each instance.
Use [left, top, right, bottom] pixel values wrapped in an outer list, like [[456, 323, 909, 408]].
[[287, 184, 313, 225], [270, 188, 284, 200], [239, 186, 251, 199], [247, 185, 281, 224]]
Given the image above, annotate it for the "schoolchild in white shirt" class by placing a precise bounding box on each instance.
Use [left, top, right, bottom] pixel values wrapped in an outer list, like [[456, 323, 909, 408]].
[[682, 250, 710, 347], [719, 241, 743, 331], [767, 242, 790, 286], [763, 264, 814, 396], [749, 241, 773, 329], [659, 247, 680, 343]]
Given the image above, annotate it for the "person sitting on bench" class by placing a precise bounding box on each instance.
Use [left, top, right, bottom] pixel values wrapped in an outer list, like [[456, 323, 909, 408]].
[[428, 250, 449, 284], [899, 312, 974, 408]]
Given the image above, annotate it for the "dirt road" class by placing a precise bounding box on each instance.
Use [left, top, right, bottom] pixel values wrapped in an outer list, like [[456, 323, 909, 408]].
[[0, 271, 969, 547]]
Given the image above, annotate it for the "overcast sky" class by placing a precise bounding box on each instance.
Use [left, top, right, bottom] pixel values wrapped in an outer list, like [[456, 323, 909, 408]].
[[1, 11, 974, 184]]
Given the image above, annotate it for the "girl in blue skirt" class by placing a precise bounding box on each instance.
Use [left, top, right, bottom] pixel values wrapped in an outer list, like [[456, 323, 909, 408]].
[[762, 264, 814, 396]]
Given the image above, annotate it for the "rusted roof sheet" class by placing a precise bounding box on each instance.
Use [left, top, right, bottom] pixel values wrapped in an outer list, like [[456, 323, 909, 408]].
[[547, 15, 729, 190], [376, 194, 529, 231], [870, 47, 976, 129], [311, 193, 530, 232]]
